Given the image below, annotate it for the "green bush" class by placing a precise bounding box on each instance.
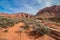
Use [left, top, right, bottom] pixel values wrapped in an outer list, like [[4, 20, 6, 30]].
[[48, 16, 60, 23], [0, 16, 19, 28], [19, 18, 50, 38], [4, 29, 8, 32]]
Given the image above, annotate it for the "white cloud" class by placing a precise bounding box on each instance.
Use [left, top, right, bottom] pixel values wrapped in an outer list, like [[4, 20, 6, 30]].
[[3, 0, 52, 14], [23, 4, 35, 10], [45, 0, 51, 7], [35, 0, 52, 7], [45, 2, 51, 7], [36, 0, 42, 4], [7, 0, 40, 14], [7, 4, 38, 15], [23, 4, 38, 15]]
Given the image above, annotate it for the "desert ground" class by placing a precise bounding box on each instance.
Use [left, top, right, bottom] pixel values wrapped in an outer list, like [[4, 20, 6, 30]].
[[0, 20, 60, 40]]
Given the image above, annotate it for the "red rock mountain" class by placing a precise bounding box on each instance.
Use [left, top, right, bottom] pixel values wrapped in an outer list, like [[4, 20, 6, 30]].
[[0, 13, 33, 19], [35, 5, 60, 18]]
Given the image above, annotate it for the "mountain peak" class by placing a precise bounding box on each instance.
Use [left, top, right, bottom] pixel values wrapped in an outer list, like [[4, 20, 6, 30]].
[[36, 5, 60, 18]]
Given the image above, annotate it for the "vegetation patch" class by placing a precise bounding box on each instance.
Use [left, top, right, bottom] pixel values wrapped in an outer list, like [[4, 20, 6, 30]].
[[0, 16, 19, 28], [19, 18, 50, 38], [48, 16, 60, 23], [4, 29, 8, 32]]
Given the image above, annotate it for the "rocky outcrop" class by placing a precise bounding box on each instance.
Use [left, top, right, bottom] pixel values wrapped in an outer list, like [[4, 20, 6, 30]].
[[35, 5, 60, 19], [12, 13, 33, 18], [0, 13, 33, 19]]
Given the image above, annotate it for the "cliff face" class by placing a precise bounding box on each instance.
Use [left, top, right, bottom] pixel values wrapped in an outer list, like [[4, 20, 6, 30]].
[[35, 5, 60, 18]]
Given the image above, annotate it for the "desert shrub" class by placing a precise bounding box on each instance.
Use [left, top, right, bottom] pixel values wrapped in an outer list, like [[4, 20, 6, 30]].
[[36, 18, 43, 20], [19, 18, 50, 38], [19, 19, 25, 22], [4, 29, 8, 32], [20, 25, 29, 30], [0, 16, 19, 28], [48, 16, 60, 23]]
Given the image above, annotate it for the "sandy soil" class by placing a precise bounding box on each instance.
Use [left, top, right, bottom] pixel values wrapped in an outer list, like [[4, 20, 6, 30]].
[[0, 22, 59, 40]]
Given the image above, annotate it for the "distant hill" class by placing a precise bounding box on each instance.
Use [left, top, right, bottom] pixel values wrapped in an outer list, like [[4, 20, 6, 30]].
[[0, 13, 33, 19], [35, 5, 60, 19]]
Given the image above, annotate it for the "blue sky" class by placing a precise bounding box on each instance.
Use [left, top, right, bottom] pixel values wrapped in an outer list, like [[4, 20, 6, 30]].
[[0, 0, 60, 15]]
